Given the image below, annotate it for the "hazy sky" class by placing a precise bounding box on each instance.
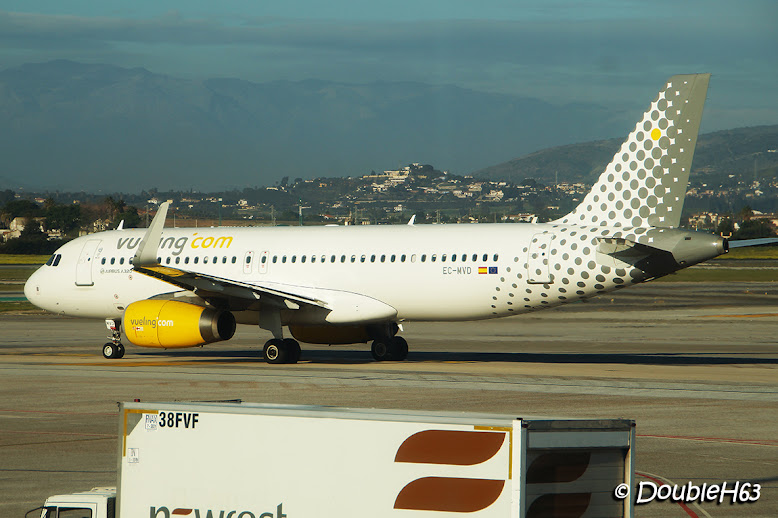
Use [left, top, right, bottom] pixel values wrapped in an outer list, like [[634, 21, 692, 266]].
[[1, 0, 776, 130]]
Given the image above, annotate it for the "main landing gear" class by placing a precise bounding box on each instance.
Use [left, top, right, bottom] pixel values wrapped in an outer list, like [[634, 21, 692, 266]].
[[103, 318, 125, 359], [370, 336, 408, 361], [263, 338, 301, 365]]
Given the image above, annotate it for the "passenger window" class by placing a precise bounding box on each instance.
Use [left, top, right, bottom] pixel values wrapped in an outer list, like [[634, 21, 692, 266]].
[[351, 255, 356, 263], [291, 255, 297, 263], [421, 254, 427, 262], [222, 257, 227, 264], [431, 254, 437, 262], [175, 257, 181, 264], [390, 254, 396, 262], [101, 257, 106, 265], [311, 255, 316, 263], [321, 255, 326, 263], [120, 257, 125, 265], [213, 256, 217, 263], [360, 255, 366, 263], [165, 257, 171, 264], [461, 254, 467, 262], [482, 254, 488, 261], [129, 257, 133, 264], [261, 255, 267, 264], [411, 254, 416, 263], [451, 254, 456, 262], [110, 258, 115, 265], [245, 256, 251, 264], [400, 254, 406, 262], [472, 254, 477, 262], [194, 257, 199, 264], [282, 256, 287, 263], [380, 254, 386, 262], [272, 256, 277, 263], [493, 254, 499, 261], [231, 256, 237, 264], [156, 257, 161, 263], [442, 254, 447, 262], [301, 256, 306, 263], [340, 255, 346, 263], [330, 255, 336, 262], [371, 254, 376, 262], [204, 256, 209, 264], [182, 257, 188, 264]]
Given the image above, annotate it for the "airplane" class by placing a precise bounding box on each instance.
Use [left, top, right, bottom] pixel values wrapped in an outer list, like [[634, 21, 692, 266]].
[[22, 73, 771, 364]]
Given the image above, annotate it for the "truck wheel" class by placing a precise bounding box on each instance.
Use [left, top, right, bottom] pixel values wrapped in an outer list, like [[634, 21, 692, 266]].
[[264, 339, 287, 364]]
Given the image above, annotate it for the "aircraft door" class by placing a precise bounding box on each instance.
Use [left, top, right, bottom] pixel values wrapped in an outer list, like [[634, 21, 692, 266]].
[[75, 239, 101, 286], [527, 233, 554, 284], [259, 250, 269, 274], [243, 251, 255, 274]]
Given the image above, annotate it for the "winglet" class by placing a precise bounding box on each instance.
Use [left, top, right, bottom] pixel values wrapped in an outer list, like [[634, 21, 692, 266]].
[[116, 220, 125, 230], [407, 215, 416, 226], [133, 202, 170, 267]]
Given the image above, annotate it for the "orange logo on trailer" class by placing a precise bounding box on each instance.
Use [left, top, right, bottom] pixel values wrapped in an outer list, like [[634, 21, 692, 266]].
[[393, 430, 506, 513]]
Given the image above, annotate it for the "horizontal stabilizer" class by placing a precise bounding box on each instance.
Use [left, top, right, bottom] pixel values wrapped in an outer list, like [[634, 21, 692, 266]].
[[727, 237, 778, 248]]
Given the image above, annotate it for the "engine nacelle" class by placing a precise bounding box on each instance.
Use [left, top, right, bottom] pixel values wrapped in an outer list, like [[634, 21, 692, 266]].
[[289, 324, 370, 345], [124, 300, 236, 348]]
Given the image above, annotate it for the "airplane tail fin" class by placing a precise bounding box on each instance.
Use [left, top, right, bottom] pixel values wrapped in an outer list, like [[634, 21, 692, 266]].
[[555, 73, 710, 228]]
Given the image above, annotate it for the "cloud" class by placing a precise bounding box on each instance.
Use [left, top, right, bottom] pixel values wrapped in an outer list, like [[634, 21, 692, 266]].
[[0, 8, 775, 128]]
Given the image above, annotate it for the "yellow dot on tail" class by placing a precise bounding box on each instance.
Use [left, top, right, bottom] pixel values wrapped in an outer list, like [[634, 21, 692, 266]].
[[651, 128, 662, 140]]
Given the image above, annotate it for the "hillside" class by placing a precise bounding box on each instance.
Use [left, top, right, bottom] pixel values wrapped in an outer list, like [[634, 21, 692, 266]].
[[475, 125, 778, 184], [0, 60, 629, 192]]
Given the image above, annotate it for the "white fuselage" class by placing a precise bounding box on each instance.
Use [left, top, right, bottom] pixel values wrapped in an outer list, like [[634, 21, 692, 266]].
[[24, 222, 645, 324]]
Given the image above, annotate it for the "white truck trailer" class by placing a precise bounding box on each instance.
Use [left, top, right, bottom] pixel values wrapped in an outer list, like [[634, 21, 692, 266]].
[[31, 402, 636, 518]]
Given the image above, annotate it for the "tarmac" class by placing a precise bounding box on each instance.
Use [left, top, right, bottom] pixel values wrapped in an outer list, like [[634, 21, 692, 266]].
[[1, 281, 776, 517]]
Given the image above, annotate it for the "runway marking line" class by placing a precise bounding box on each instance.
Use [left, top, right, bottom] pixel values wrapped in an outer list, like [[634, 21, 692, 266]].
[[700, 313, 778, 318], [638, 433, 778, 447]]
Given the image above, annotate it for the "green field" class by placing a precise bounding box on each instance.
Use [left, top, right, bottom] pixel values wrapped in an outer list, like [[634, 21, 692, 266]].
[[655, 268, 778, 283], [722, 246, 778, 260], [0, 254, 49, 265], [0, 301, 37, 313]]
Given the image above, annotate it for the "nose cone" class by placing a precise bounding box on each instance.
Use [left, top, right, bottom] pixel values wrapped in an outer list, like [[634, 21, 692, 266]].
[[24, 267, 43, 306]]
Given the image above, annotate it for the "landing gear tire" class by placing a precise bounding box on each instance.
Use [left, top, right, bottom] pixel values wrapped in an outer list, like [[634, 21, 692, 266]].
[[263, 339, 288, 364], [102, 342, 124, 359], [283, 339, 301, 364], [371, 339, 393, 361], [391, 336, 408, 361], [371, 336, 409, 361]]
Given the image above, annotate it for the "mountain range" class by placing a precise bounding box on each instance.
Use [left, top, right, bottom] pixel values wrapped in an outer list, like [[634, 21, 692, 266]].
[[0, 60, 638, 192], [475, 125, 778, 185]]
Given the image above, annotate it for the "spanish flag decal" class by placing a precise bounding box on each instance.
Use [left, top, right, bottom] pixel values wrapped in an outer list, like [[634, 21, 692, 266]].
[[478, 267, 498, 274]]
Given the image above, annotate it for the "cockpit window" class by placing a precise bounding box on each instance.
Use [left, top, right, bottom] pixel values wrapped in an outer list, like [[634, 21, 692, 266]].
[[45, 255, 55, 266], [52, 254, 62, 267]]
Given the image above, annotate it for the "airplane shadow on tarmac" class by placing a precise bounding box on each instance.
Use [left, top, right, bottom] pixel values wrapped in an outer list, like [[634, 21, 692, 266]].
[[131, 348, 778, 366]]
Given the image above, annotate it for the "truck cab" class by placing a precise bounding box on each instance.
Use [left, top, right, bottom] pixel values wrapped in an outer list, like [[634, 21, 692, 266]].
[[26, 487, 115, 518]]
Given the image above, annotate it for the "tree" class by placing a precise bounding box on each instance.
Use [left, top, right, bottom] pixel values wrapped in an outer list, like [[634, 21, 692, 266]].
[[733, 219, 777, 240]]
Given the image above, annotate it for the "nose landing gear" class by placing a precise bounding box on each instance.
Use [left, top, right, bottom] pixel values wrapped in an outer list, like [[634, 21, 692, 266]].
[[103, 318, 125, 359]]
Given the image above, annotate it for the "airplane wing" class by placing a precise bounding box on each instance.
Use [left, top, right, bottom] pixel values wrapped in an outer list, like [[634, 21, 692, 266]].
[[130, 202, 396, 325], [133, 262, 327, 311]]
